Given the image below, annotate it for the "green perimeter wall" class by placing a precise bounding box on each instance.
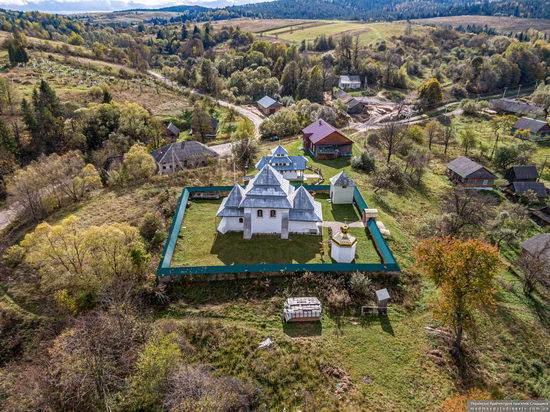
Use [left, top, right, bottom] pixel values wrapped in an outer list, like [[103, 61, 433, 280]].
[[157, 184, 400, 278]]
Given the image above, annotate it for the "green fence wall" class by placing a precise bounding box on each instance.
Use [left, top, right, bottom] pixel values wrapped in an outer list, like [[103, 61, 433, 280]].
[[157, 184, 400, 278]]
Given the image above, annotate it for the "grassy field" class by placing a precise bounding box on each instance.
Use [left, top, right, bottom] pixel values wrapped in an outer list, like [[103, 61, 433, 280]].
[[262, 20, 431, 45], [413, 15, 550, 35], [170, 195, 382, 267]]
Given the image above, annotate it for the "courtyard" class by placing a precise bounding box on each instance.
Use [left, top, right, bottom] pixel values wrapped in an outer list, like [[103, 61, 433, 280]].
[[170, 193, 383, 267]]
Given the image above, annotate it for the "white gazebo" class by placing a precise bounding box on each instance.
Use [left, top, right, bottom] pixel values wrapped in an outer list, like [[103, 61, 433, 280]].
[[330, 225, 357, 263]]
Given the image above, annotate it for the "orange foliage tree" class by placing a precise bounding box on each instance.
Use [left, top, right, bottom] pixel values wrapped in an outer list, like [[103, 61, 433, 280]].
[[416, 237, 501, 356]]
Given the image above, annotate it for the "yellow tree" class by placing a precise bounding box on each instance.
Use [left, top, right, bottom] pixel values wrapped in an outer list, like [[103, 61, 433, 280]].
[[416, 237, 501, 357], [120, 143, 157, 183], [21, 215, 148, 313]]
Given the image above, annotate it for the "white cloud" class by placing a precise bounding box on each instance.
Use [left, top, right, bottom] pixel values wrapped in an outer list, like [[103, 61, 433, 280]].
[[0, 0, 260, 13]]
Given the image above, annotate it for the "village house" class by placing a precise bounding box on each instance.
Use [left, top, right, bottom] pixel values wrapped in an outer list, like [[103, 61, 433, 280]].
[[216, 165, 323, 239], [447, 156, 497, 189], [491, 98, 545, 117], [338, 75, 362, 90], [302, 119, 354, 160], [256, 95, 282, 116], [255, 145, 308, 181], [511, 117, 550, 141], [504, 165, 547, 201], [152, 140, 219, 175], [330, 171, 355, 204], [521, 233, 550, 265]]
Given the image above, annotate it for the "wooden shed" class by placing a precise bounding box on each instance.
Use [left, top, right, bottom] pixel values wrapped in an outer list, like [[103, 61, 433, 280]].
[[283, 297, 322, 322]]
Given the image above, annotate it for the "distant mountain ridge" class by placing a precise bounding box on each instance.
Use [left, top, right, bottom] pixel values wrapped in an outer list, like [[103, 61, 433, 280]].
[[146, 0, 550, 21]]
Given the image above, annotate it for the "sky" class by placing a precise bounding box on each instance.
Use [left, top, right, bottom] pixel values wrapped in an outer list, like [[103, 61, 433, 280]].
[[0, 0, 263, 13]]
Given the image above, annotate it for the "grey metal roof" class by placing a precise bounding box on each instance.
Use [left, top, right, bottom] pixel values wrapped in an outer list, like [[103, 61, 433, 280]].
[[506, 165, 539, 182], [166, 122, 180, 136], [330, 171, 356, 187], [491, 99, 545, 116], [239, 165, 294, 209], [255, 154, 308, 172], [216, 185, 245, 217], [447, 156, 496, 179], [511, 182, 548, 198], [151, 140, 218, 164], [257, 95, 278, 109], [521, 233, 550, 261], [289, 186, 323, 222], [513, 117, 549, 133]]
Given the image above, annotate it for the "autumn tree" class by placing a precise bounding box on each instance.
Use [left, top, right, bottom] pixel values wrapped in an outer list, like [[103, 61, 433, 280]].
[[21, 215, 149, 312], [378, 111, 407, 164], [416, 237, 501, 356], [418, 78, 443, 107], [118, 144, 157, 184]]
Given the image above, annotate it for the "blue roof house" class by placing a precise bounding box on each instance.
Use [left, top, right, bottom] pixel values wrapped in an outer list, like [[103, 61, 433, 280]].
[[255, 145, 308, 181], [216, 165, 322, 239]]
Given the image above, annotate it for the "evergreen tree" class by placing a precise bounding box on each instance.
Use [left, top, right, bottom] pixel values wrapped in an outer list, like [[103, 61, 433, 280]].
[[0, 117, 17, 155], [281, 61, 300, 97], [305, 66, 324, 103], [6, 29, 29, 65]]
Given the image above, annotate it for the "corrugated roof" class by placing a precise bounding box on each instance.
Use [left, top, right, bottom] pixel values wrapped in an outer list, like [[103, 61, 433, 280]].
[[257, 95, 278, 109], [513, 117, 549, 133], [166, 122, 180, 136], [491, 99, 545, 116], [302, 119, 340, 144], [447, 156, 495, 179], [511, 182, 548, 198], [151, 141, 218, 164], [376, 288, 390, 302], [506, 165, 539, 182], [521, 233, 550, 261]]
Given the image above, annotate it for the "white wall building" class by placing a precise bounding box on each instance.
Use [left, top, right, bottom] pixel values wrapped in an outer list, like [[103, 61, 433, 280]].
[[339, 75, 362, 90], [331, 225, 357, 263], [330, 171, 355, 204], [216, 165, 323, 239]]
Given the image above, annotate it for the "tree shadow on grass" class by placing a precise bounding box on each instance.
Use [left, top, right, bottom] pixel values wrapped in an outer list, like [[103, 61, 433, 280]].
[[359, 312, 395, 336], [210, 233, 322, 265], [283, 321, 322, 337]]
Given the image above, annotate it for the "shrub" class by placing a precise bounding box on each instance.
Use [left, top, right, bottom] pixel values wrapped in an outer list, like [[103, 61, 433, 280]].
[[372, 163, 409, 193], [351, 150, 376, 173], [140, 212, 164, 242], [461, 99, 489, 116], [349, 272, 373, 299]]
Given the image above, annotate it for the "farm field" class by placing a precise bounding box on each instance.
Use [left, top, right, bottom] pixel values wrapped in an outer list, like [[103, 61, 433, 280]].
[[413, 15, 550, 35], [170, 196, 382, 267], [257, 20, 431, 45]]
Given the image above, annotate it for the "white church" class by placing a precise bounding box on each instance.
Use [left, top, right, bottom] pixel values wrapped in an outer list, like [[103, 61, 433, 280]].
[[216, 165, 323, 239]]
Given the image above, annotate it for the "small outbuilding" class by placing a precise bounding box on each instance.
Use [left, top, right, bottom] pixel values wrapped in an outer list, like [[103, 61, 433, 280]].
[[166, 122, 181, 139], [505, 165, 539, 183], [338, 75, 362, 90], [283, 297, 322, 322], [447, 156, 497, 190], [491, 98, 545, 117], [521, 233, 550, 262], [330, 171, 355, 204], [504, 165, 547, 201], [512, 117, 550, 141], [375, 288, 390, 315], [331, 225, 357, 263], [257, 95, 282, 116]]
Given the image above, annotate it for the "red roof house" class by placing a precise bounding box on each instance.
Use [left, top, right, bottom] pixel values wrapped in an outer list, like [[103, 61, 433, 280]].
[[302, 119, 353, 159]]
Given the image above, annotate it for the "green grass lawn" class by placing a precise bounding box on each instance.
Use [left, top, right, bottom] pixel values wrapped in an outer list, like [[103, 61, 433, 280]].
[[170, 196, 382, 267]]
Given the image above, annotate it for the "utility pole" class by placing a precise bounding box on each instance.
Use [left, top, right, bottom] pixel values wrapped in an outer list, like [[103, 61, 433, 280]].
[[502, 87, 507, 99], [517, 84, 522, 97]]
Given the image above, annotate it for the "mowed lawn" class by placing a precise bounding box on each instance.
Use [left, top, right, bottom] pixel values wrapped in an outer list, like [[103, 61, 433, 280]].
[[170, 197, 382, 267]]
